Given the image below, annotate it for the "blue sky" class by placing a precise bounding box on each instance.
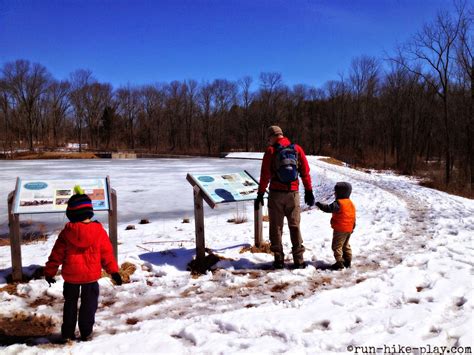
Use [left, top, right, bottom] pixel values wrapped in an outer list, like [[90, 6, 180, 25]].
[[0, 0, 456, 89]]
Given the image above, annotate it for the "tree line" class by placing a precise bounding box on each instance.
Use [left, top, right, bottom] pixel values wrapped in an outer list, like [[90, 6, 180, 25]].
[[0, 4, 472, 190]]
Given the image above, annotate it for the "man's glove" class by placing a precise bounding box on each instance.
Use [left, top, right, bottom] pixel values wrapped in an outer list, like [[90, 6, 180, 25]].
[[304, 190, 315, 206], [111, 272, 122, 286], [45, 276, 56, 286], [254, 192, 264, 210], [315, 201, 323, 209]]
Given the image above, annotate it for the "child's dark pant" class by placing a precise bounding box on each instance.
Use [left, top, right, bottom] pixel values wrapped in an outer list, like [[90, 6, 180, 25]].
[[62, 281, 99, 339]]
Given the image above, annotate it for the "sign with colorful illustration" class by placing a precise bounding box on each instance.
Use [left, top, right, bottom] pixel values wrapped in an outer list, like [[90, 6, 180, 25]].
[[14, 178, 109, 214], [188, 171, 262, 204]]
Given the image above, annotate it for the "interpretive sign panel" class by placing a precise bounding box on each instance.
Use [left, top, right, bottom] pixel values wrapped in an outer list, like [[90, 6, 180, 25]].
[[186, 170, 264, 262], [14, 178, 109, 214], [188, 171, 261, 204]]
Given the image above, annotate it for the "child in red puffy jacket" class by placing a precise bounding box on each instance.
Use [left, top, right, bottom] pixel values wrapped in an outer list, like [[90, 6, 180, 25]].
[[44, 190, 122, 341]]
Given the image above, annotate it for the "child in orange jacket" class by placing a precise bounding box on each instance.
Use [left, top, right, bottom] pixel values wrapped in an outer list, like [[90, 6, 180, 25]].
[[316, 182, 356, 270], [44, 189, 122, 341]]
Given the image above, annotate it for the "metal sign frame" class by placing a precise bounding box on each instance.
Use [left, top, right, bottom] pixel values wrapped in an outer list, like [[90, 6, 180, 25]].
[[7, 176, 118, 282], [186, 170, 264, 262], [13, 177, 110, 214]]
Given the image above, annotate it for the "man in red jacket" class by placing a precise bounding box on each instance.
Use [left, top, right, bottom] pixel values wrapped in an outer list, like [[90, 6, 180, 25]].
[[255, 125, 314, 269], [44, 191, 122, 342]]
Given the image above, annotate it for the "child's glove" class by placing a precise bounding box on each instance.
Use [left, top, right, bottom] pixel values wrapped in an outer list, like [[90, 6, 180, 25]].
[[45, 276, 56, 286], [304, 190, 315, 206], [111, 272, 123, 286], [254, 192, 264, 210]]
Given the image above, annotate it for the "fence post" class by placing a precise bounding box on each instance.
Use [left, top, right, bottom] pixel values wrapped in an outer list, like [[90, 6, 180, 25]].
[[8, 191, 22, 282], [193, 185, 205, 261], [254, 204, 263, 247], [109, 188, 118, 260]]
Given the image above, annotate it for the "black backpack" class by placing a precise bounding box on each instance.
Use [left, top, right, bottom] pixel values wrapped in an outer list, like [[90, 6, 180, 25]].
[[273, 143, 299, 183]]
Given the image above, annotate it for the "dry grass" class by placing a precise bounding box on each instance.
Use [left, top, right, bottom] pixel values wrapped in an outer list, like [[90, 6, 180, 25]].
[[418, 168, 473, 199], [227, 216, 248, 224], [28, 295, 56, 308], [118, 262, 137, 283], [324, 149, 473, 199], [239, 242, 273, 254], [0, 312, 56, 337], [103, 262, 137, 284], [270, 282, 289, 292], [14, 151, 98, 160], [319, 157, 346, 166], [0, 223, 49, 246], [0, 284, 19, 295]]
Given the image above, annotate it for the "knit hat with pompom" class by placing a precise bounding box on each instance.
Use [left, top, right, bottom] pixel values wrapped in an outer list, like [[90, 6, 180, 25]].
[[66, 185, 94, 222]]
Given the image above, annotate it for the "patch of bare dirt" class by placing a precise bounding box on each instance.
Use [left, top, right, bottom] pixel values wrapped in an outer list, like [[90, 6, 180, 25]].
[[126, 317, 140, 325]]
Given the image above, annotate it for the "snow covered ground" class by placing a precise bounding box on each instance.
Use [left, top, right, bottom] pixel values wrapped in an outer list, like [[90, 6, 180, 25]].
[[0, 154, 473, 354]]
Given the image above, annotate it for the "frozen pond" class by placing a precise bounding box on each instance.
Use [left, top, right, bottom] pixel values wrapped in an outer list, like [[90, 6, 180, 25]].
[[0, 158, 262, 235]]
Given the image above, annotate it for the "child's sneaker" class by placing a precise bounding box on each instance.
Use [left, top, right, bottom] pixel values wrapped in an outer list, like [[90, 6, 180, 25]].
[[80, 333, 93, 342]]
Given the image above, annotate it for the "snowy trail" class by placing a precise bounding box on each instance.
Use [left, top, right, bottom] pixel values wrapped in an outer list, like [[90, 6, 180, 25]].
[[1, 157, 472, 354], [92, 159, 472, 342]]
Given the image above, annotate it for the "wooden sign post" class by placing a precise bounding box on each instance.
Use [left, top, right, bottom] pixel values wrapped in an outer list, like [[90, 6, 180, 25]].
[[186, 171, 264, 263], [7, 177, 118, 282]]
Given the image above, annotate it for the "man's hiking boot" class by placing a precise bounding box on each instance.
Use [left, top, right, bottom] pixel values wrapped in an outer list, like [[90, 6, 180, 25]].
[[293, 261, 307, 269], [343, 260, 351, 268], [273, 260, 285, 269], [330, 261, 345, 270]]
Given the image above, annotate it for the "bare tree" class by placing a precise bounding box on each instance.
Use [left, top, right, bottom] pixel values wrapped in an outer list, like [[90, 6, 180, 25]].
[[116, 85, 141, 150], [324, 79, 348, 154], [212, 79, 238, 151], [258, 72, 284, 145], [0, 78, 14, 155], [84, 82, 113, 149], [455, 1, 473, 185], [349, 55, 380, 155], [184, 80, 199, 147], [2, 60, 51, 151], [164, 81, 186, 151], [238, 76, 254, 151], [392, 8, 463, 183], [198, 82, 215, 155], [47, 80, 71, 147], [140, 84, 165, 152], [69, 69, 94, 152]]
